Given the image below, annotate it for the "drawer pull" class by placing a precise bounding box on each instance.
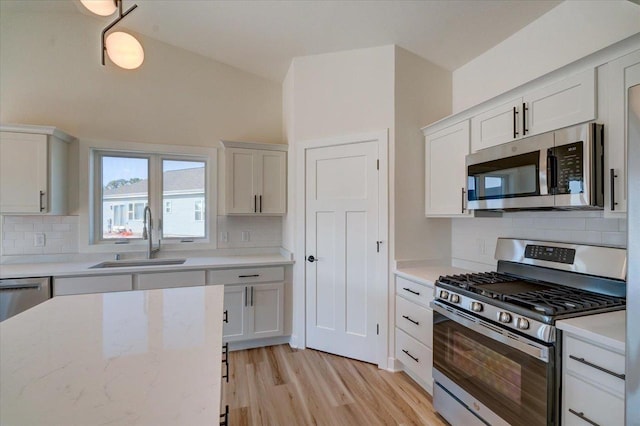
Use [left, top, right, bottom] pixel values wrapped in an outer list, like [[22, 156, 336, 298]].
[[568, 408, 600, 426], [223, 310, 228, 324], [569, 355, 625, 380], [402, 288, 420, 296], [238, 274, 260, 278], [220, 404, 229, 426], [402, 315, 419, 326], [222, 343, 230, 383], [402, 349, 419, 363]]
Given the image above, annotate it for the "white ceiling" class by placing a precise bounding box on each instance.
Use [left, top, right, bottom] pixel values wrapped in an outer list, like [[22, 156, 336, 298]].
[[6, 0, 563, 82]]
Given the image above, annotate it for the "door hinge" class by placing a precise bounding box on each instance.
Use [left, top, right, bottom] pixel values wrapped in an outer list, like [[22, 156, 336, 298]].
[[376, 159, 379, 170], [377, 324, 379, 335]]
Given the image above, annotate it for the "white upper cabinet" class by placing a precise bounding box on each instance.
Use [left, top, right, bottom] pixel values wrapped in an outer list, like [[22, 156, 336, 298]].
[[470, 68, 596, 152], [0, 125, 76, 215], [605, 49, 640, 217], [221, 141, 287, 215], [424, 120, 472, 217]]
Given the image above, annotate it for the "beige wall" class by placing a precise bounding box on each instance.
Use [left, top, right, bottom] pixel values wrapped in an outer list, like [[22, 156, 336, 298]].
[[394, 47, 452, 262], [0, 8, 283, 146], [452, 0, 640, 112]]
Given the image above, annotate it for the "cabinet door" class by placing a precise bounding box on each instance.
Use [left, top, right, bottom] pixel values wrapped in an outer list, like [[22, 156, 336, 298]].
[[136, 270, 205, 290], [247, 282, 284, 339], [524, 68, 596, 137], [225, 148, 257, 214], [256, 150, 286, 214], [606, 50, 640, 216], [471, 97, 522, 151], [54, 275, 133, 296], [0, 132, 48, 213], [223, 285, 248, 341], [425, 121, 472, 217]]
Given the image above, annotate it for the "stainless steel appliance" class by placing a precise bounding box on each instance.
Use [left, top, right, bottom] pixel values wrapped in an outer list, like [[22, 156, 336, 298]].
[[0, 277, 51, 322], [626, 83, 639, 424], [432, 238, 626, 426], [466, 123, 604, 210]]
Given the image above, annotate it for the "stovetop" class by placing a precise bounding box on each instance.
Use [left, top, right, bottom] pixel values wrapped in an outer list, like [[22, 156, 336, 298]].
[[437, 272, 626, 319]]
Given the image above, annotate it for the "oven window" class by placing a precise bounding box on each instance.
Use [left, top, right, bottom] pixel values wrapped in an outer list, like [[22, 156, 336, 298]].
[[468, 151, 540, 201], [433, 311, 552, 426]]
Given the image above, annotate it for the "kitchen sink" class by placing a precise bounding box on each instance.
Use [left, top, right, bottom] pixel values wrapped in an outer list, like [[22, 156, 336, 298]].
[[90, 259, 187, 269]]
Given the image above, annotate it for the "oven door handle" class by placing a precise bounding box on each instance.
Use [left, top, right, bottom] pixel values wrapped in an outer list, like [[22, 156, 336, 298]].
[[432, 301, 550, 363]]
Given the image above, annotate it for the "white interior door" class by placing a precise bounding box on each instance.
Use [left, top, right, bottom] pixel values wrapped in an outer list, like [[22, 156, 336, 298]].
[[305, 140, 379, 364]]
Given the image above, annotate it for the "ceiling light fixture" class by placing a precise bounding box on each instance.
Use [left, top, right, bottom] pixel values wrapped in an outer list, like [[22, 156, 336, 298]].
[[81, 0, 144, 70]]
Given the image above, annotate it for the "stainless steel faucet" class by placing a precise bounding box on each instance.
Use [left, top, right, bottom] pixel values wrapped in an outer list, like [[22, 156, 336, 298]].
[[142, 206, 161, 259]]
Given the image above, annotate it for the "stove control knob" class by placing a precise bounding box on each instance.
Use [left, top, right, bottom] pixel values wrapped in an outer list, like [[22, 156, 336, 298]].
[[498, 312, 512, 323], [516, 317, 530, 330], [439, 290, 449, 300], [471, 302, 483, 312], [449, 294, 460, 304]]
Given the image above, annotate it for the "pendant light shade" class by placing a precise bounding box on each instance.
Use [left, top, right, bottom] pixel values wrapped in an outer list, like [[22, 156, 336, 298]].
[[105, 31, 144, 69], [80, 0, 117, 16]]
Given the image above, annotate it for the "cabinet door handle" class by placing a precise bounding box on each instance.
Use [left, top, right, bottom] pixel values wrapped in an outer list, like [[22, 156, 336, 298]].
[[568, 409, 600, 426], [222, 343, 229, 383], [402, 287, 420, 296], [39, 190, 46, 212], [522, 102, 528, 135], [402, 315, 419, 326], [569, 355, 625, 380], [513, 106, 519, 139], [220, 404, 229, 426], [254, 195, 257, 213], [259, 195, 262, 213], [238, 274, 260, 278], [461, 187, 466, 213], [223, 310, 228, 323], [245, 286, 248, 307], [610, 169, 618, 211], [402, 349, 419, 362], [250, 286, 254, 306]]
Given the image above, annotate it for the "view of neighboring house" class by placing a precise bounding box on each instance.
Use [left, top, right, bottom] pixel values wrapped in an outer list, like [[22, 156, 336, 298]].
[[102, 167, 205, 239]]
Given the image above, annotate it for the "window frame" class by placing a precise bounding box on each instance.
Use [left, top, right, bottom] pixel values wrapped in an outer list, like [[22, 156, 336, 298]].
[[80, 139, 218, 253]]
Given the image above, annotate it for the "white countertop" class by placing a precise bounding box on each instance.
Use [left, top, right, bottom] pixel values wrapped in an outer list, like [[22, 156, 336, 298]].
[[0, 253, 293, 279], [0, 285, 225, 425], [556, 310, 626, 353], [395, 265, 472, 287]]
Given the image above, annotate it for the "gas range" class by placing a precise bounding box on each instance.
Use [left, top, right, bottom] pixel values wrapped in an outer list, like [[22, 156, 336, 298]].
[[431, 238, 627, 426]]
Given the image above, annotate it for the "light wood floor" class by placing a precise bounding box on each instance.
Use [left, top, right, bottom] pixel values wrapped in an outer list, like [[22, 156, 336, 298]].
[[222, 344, 448, 426]]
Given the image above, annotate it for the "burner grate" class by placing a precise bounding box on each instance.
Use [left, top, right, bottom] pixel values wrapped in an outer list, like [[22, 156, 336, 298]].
[[504, 288, 626, 316]]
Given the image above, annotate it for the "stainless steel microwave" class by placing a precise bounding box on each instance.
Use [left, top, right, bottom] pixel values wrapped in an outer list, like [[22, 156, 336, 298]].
[[466, 123, 604, 210]]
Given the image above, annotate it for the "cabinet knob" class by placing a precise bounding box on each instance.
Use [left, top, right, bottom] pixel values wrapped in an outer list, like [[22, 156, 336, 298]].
[[307, 255, 317, 263]]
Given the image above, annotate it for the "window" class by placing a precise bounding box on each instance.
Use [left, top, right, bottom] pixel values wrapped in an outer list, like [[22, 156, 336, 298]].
[[94, 151, 210, 243]]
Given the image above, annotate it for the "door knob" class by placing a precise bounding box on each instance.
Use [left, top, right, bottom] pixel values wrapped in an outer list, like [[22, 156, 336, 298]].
[[307, 255, 316, 263]]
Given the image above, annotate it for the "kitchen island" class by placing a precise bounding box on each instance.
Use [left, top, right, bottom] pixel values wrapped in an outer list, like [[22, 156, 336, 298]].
[[0, 285, 225, 426]]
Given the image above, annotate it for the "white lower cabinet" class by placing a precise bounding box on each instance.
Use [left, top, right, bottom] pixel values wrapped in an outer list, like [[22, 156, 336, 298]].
[[54, 274, 133, 296], [562, 333, 625, 426], [223, 282, 284, 342], [135, 270, 205, 290], [395, 274, 434, 394]]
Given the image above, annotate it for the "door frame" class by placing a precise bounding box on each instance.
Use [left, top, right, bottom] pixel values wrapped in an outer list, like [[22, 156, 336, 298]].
[[292, 130, 389, 368]]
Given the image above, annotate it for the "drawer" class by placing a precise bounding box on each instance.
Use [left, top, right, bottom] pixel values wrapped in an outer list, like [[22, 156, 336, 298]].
[[135, 270, 205, 290], [396, 296, 432, 346], [563, 373, 624, 426], [396, 328, 433, 386], [207, 266, 284, 285], [395, 276, 433, 307], [564, 335, 625, 396], [54, 275, 132, 296]]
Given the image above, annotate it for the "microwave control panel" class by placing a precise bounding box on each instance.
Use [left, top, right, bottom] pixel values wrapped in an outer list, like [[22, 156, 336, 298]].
[[554, 142, 584, 194], [525, 244, 576, 264]]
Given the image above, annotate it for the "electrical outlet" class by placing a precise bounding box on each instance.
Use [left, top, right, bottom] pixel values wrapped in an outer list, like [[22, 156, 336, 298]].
[[241, 231, 250, 242], [220, 231, 228, 243], [34, 233, 46, 247]]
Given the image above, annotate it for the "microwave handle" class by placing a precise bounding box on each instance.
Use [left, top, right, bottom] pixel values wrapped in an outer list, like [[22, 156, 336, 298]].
[[547, 149, 558, 193]]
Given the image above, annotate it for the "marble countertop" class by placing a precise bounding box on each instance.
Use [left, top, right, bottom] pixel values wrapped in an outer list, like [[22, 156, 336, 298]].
[[556, 310, 626, 353], [0, 285, 225, 425], [0, 253, 293, 279], [395, 264, 473, 287]]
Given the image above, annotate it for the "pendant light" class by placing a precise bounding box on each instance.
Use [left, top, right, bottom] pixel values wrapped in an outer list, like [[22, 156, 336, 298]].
[[80, 0, 144, 70]]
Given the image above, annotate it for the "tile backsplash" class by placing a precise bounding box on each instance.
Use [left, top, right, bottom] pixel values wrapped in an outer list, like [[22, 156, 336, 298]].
[[452, 211, 627, 270], [1, 214, 283, 258]]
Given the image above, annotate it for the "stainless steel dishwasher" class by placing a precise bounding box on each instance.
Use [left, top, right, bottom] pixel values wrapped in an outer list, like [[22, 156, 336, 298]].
[[0, 277, 51, 322]]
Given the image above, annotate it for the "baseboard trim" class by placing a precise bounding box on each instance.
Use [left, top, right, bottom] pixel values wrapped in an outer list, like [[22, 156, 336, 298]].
[[227, 335, 291, 351]]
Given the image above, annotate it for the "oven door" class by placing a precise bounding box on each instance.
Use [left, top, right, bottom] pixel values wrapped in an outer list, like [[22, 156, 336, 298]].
[[432, 302, 556, 426], [467, 132, 554, 210]]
